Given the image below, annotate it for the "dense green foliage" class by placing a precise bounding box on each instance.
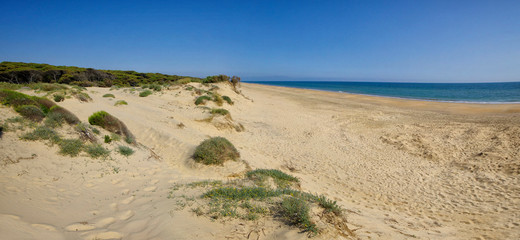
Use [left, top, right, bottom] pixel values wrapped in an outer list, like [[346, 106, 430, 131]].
[[193, 137, 239, 165], [195, 95, 211, 105], [88, 111, 109, 126], [88, 111, 135, 144], [15, 105, 45, 122], [0, 61, 240, 87], [222, 96, 233, 105], [139, 90, 152, 97], [102, 93, 115, 98], [114, 100, 128, 106], [53, 94, 64, 102], [210, 108, 229, 116]]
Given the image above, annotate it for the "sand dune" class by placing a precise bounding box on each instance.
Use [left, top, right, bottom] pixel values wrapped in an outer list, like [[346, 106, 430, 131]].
[[1, 82, 519, 239]]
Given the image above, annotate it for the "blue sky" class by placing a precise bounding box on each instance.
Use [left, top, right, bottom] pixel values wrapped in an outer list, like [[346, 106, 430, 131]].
[[1, 0, 519, 82]]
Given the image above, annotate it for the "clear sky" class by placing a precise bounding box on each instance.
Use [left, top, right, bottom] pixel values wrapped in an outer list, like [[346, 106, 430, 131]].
[[1, 0, 519, 82]]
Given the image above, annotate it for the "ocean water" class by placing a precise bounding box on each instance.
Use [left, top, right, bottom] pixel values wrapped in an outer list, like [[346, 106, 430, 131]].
[[246, 81, 520, 103]]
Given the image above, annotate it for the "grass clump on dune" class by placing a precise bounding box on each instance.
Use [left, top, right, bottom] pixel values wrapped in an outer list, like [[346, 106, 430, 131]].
[[53, 94, 65, 102], [117, 145, 134, 157], [246, 169, 299, 188], [75, 92, 92, 102], [195, 95, 211, 105], [114, 100, 127, 106], [58, 138, 83, 157], [193, 137, 239, 165], [139, 90, 152, 97], [15, 105, 45, 122], [85, 144, 110, 158], [49, 106, 80, 125], [210, 108, 229, 116], [102, 93, 115, 98], [222, 96, 233, 105], [280, 197, 317, 234], [88, 111, 135, 144], [21, 126, 60, 143]]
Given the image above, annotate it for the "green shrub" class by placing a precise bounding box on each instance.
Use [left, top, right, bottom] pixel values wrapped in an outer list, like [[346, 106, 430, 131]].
[[176, 78, 192, 84], [53, 94, 65, 102], [88, 111, 135, 143], [210, 108, 229, 116], [58, 139, 83, 156], [195, 96, 211, 105], [280, 197, 317, 234], [0, 89, 39, 108], [75, 92, 92, 102], [49, 106, 80, 124], [114, 100, 128, 106], [213, 94, 223, 106], [104, 135, 112, 143], [21, 126, 60, 143], [102, 93, 115, 98], [117, 145, 134, 156], [139, 90, 152, 97], [44, 111, 65, 128], [222, 96, 233, 105], [142, 83, 162, 91], [15, 105, 45, 122], [193, 137, 239, 165], [85, 144, 110, 158], [246, 169, 299, 188]]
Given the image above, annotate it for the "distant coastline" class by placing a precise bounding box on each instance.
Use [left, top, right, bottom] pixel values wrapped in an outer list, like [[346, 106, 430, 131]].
[[245, 81, 520, 104]]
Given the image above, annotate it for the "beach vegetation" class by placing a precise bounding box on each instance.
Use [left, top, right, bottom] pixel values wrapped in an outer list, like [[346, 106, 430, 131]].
[[141, 83, 162, 91], [21, 126, 60, 143], [102, 93, 115, 98], [104, 135, 112, 143], [85, 144, 110, 158], [49, 106, 80, 124], [15, 105, 45, 122], [210, 108, 229, 116], [88, 111, 134, 143], [75, 92, 92, 102], [53, 94, 65, 102], [44, 111, 65, 128], [193, 137, 240, 165], [195, 95, 211, 105], [246, 169, 299, 188], [117, 145, 134, 156], [139, 90, 152, 97], [114, 100, 128, 106], [213, 94, 224, 106], [58, 138, 83, 157], [222, 96, 233, 105]]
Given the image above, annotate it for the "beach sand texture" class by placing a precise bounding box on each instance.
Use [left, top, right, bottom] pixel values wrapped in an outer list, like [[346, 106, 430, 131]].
[[1, 82, 519, 239]]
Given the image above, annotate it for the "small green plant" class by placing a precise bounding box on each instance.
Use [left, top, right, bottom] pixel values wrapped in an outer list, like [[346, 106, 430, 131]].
[[193, 137, 240, 165], [110, 133, 121, 141], [117, 145, 134, 156], [246, 169, 299, 188], [58, 139, 83, 157], [20, 126, 60, 143], [85, 144, 110, 158], [88, 111, 109, 127], [280, 197, 317, 235], [76, 92, 92, 102], [15, 105, 45, 122], [139, 90, 152, 97], [104, 135, 112, 143], [44, 111, 65, 128], [222, 96, 233, 105], [102, 93, 115, 98], [195, 96, 211, 105], [210, 108, 229, 116], [49, 106, 80, 124], [213, 94, 224, 106], [114, 100, 128, 106], [53, 94, 65, 102]]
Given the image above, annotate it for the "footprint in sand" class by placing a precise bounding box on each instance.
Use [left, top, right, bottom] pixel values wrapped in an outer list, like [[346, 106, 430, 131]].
[[120, 196, 135, 204], [118, 210, 134, 221], [85, 231, 122, 240], [65, 223, 96, 232], [144, 186, 157, 192], [31, 223, 57, 231], [95, 217, 116, 228]]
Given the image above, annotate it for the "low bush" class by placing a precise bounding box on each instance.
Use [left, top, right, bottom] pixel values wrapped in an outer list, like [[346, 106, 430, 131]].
[[142, 83, 162, 91], [58, 139, 83, 157], [102, 93, 115, 98], [0, 89, 39, 108], [53, 94, 65, 102], [104, 135, 112, 143], [280, 197, 317, 234], [222, 96, 233, 105], [85, 144, 110, 158], [114, 100, 128, 106], [117, 145, 134, 156], [213, 94, 223, 106], [195, 96, 211, 105], [88, 111, 135, 143], [49, 106, 80, 124], [44, 111, 65, 128], [75, 92, 92, 102], [139, 90, 152, 97], [20, 126, 60, 143], [210, 108, 229, 116], [15, 105, 45, 122], [193, 137, 239, 165]]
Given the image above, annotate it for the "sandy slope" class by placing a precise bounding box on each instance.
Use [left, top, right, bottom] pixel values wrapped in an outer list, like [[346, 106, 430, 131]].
[[1, 83, 519, 239]]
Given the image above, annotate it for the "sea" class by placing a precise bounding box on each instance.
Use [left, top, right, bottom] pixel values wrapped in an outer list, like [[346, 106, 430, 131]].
[[245, 81, 520, 103]]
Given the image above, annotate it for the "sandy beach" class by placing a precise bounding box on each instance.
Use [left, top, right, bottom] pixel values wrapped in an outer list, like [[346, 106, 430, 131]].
[[1, 82, 519, 239]]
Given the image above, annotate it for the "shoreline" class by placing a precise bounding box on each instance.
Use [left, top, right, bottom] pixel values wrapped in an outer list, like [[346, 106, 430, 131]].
[[243, 82, 520, 114], [244, 81, 520, 104]]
